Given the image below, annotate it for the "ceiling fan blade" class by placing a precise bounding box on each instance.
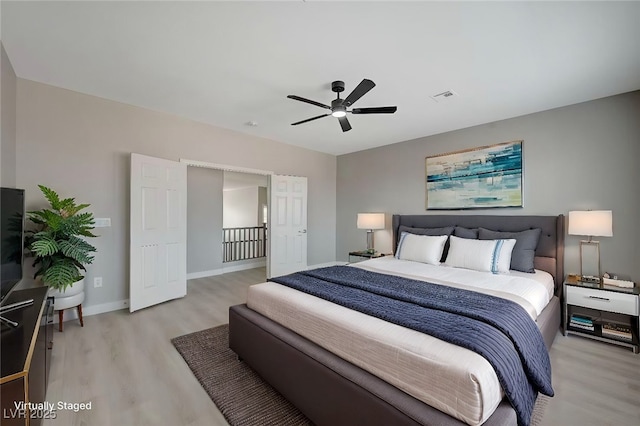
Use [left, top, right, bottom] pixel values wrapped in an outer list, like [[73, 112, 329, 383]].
[[287, 95, 331, 110], [343, 79, 376, 107], [351, 106, 397, 114], [338, 116, 352, 132], [291, 114, 330, 126]]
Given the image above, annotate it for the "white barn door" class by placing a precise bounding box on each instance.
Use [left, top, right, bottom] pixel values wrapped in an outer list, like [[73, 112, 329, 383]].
[[130, 153, 187, 312], [268, 175, 308, 278]]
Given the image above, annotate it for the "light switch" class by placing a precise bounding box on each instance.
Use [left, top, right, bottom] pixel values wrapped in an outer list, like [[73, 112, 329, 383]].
[[94, 218, 111, 228]]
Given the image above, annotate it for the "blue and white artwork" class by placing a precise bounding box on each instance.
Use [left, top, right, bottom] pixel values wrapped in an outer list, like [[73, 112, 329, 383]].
[[426, 141, 523, 210]]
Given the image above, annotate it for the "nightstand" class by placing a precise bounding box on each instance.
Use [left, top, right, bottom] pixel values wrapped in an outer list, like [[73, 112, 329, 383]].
[[348, 251, 387, 263], [563, 278, 639, 353]]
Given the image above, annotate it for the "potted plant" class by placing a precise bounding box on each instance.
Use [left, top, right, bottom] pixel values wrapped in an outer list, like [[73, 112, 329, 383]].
[[25, 185, 97, 328]]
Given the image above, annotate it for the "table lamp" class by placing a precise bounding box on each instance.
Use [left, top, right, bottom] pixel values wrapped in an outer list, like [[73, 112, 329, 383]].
[[568, 210, 613, 283], [357, 213, 385, 254]]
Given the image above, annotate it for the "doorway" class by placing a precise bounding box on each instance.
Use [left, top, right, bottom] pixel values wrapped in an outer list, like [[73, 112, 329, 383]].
[[185, 165, 270, 281], [222, 171, 268, 266], [181, 159, 308, 280]]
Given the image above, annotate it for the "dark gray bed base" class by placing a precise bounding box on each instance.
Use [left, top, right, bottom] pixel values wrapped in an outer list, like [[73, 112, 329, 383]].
[[229, 215, 564, 426], [229, 297, 560, 426]]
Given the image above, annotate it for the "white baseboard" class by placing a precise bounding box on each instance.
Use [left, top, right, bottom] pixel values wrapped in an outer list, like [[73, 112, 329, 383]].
[[187, 269, 224, 280], [187, 259, 267, 280], [223, 260, 266, 273], [54, 299, 129, 324]]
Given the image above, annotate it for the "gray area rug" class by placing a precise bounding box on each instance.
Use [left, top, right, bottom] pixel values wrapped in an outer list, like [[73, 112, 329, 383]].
[[172, 324, 312, 426], [172, 324, 549, 426]]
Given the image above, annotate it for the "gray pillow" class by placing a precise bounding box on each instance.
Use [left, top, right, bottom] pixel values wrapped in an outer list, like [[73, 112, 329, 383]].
[[454, 227, 479, 239], [478, 228, 542, 273], [397, 226, 454, 262], [398, 225, 454, 237]]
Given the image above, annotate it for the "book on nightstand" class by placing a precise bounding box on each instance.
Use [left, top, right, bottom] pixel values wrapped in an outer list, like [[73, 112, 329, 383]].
[[601, 323, 633, 340], [569, 314, 595, 331]]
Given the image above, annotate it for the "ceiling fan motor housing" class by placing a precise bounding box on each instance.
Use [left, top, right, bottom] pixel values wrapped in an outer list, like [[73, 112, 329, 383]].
[[331, 80, 345, 93]]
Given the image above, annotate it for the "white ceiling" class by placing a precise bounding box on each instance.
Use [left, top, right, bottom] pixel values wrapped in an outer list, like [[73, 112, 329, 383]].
[[3, 1, 640, 156]]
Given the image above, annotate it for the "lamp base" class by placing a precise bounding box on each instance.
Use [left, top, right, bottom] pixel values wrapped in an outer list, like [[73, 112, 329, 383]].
[[579, 240, 602, 285], [580, 275, 601, 284], [366, 230, 375, 254]]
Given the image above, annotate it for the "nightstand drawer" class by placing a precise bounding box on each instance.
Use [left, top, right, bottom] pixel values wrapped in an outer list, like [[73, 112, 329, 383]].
[[566, 286, 639, 316]]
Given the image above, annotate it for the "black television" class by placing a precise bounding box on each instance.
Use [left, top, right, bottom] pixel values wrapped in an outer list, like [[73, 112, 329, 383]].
[[1, 187, 25, 304]]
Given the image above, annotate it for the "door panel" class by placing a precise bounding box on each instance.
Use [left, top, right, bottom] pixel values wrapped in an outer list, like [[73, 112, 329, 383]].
[[130, 153, 187, 312], [268, 175, 308, 278]]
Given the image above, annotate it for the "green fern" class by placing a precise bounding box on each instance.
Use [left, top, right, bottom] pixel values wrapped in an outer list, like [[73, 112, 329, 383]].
[[38, 185, 61, 209], [30, 237, 59, 257], [25, 185, 98, 291], [43, 259, 83, 291], [59, 237, 96, 264], [29, 210, 63, 231]]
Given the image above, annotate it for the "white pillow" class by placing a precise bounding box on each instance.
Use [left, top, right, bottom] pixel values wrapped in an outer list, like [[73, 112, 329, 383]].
[[445, 236, 516, 273], [395, 232, 448, 265], [492, 238, 517, 273]]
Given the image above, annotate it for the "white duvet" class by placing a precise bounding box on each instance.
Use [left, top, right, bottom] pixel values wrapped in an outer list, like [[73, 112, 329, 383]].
[[353, 257, 554, 320], [246, 258, 554, 426]]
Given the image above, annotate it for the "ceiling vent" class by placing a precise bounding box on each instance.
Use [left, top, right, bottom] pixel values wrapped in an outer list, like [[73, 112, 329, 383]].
[[430, 90, 458, 102]]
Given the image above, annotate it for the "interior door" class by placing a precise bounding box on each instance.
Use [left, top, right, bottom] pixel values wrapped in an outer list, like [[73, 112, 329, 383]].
[[268, 175, 308, 278], [130, 153, 187, 312]]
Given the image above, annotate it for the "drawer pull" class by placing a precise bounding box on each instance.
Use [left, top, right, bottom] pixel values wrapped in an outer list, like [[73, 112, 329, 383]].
[[586, 296, 610, 301]]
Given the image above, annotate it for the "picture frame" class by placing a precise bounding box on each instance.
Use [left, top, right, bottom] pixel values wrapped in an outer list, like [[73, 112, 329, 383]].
[[425, 140, 523, 210]]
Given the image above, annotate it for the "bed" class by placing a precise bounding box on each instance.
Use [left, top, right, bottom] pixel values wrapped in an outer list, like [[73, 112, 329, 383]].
[[229, 214, 564, 426]]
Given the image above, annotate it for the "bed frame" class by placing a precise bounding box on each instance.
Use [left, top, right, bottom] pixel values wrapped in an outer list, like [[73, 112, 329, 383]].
[[229, 214, 564, 426]]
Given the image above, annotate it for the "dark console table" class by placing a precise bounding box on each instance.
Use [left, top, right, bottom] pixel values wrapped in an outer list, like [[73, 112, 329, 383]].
[[1, 287, 54, 426]]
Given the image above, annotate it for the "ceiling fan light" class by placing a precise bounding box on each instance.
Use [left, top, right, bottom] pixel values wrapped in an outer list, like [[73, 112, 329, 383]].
[[331, 107, 347, 118]]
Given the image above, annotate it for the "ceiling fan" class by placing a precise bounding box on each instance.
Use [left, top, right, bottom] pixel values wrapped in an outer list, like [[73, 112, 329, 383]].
[[287, 79, 397, 132]]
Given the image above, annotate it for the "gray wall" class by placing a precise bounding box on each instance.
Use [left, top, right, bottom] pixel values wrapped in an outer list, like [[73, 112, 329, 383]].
[[187, 166, 223, 274], [1, 42, 17, 187], [16, 79, 337, 310], [337, 91, 640, 280], [223, 186, 259, 228], [258, 186, 267, 225]]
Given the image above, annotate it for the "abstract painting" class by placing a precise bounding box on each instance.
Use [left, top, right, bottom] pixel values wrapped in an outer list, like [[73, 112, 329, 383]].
[[426, 140, 523, 210]]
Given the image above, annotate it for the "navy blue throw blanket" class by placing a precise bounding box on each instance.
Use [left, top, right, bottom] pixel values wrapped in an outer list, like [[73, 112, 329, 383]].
[[270, 266, 553, 426]]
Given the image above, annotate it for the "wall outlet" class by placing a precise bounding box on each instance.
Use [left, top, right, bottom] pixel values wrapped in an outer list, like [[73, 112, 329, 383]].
[[94, 277, 103, 288]]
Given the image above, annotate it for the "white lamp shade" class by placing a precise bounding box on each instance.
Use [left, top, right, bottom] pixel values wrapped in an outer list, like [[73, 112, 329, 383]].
[[568, 210, 613, 237], [357, 213, 385, 230]]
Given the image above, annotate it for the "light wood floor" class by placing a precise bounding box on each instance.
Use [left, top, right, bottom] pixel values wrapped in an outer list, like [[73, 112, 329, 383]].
[[44, 267, 265, 426], [542, 330, 640, 426], [43, 267, 640, 426]]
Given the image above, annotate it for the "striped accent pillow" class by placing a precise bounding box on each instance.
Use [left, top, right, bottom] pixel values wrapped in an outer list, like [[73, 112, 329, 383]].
[[492, 239, 517, 273], [395, 232, 448, 265], [445, 236, 516, 274]]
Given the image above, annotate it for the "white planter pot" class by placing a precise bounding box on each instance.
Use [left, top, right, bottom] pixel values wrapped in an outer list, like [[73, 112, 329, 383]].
[[49, 278, 85, 311]]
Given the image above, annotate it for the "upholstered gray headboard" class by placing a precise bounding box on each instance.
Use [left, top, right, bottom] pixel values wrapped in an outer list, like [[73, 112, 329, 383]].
[[392, 214, 564, 292]]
